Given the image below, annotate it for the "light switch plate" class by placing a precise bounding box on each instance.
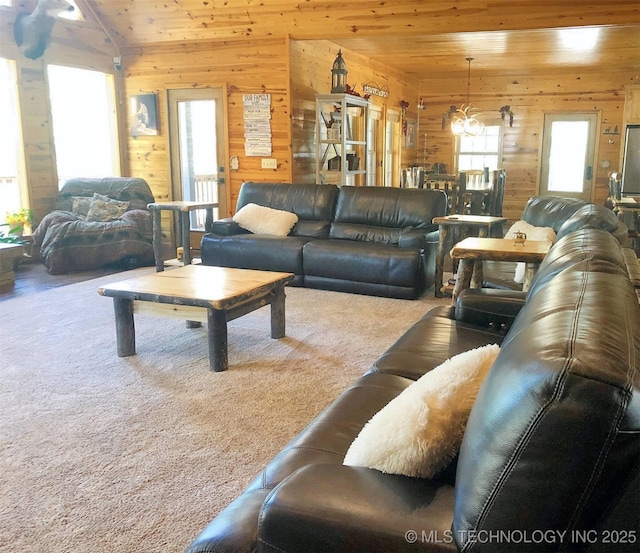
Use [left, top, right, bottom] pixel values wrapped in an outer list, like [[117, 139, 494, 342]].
[[261, 158, 277, 169]]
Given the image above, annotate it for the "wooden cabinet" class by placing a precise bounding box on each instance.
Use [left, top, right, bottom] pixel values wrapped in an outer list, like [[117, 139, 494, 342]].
[[315, 94, 370, 186]]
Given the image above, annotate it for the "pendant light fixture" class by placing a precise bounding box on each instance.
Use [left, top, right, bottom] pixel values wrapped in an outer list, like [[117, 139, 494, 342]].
[[451, 57, 484, 137]]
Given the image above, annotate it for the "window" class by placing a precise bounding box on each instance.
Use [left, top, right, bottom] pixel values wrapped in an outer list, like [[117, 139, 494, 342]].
[[47, 65, 120, 187], [0, 57, 25, 218], [456, 121, 502, 172]]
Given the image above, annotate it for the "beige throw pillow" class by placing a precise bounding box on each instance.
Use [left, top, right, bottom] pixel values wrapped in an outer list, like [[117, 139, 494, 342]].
[[71, 196, 93, 218], [343, 344, 500, 478], [232, 203, 298, 236], [86, 193, 130, 222]]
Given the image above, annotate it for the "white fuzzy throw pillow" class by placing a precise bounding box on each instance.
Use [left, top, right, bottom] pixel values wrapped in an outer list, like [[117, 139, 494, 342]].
[[233, 203, 298, 236], [504, 220, 556, 283], [343, 344, 500, 478]]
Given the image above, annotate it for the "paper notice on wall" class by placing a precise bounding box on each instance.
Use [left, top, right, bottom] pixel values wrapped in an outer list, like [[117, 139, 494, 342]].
[[243, 94, 272, 156]]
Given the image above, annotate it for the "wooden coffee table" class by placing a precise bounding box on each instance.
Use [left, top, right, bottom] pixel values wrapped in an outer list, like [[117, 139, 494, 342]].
[[450, 237, 552, 301], [98, 265, 295, 372]]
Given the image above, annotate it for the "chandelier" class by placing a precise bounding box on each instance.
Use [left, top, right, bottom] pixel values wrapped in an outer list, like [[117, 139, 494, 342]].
[[451, 57, 484, 137]]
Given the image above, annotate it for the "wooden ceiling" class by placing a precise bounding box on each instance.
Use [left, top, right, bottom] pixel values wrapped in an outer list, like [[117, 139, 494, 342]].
[[77, 0, 640, 79]]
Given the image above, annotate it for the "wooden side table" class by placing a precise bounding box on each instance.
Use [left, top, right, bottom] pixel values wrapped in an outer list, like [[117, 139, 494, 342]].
[[148, 201, 219, 271], [450, 237, 551, 302], [432, 215, 507, 297], [0, 243, 25, 289]]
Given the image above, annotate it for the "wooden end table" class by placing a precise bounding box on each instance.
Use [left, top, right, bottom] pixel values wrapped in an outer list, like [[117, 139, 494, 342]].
[[432, 215, 507, 297], [450, 237, 551, 302], [0, 243, 25, 289], [148, 201, 219, 271], [98, 265, 295, 372]]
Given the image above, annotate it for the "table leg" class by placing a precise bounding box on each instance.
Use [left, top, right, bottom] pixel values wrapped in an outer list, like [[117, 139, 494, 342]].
[[270, 284, 286, 338], [180, 212, 192, 265], [113, 298, 135, 357], [151, 209, 164, 272], [522, 263, 539, 292], [434, 225, 448, 297], [207, 308, 228, 372], [471, 259, 484, 288], [205, 208, 214, 233], [452, 258, 473, 303]]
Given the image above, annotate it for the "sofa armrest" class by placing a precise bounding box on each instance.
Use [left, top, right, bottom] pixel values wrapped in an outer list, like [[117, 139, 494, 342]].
[[398, 228, 438, 250], [206, 217, 249, 235], [258, 464, 457, 553], [454, 288, 526, 332]]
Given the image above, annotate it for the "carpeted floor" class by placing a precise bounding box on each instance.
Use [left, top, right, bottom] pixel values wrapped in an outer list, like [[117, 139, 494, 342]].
[[0, 268, 448, 553]]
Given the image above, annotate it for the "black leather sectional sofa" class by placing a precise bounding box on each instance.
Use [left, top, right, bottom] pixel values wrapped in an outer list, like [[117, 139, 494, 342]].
[[201, 182, 448, 299], [187, 196, 639, 553]]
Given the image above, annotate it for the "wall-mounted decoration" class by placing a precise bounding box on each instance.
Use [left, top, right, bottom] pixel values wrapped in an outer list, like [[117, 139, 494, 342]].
[[243, 94, 272, 156], [499, 105, 515, 127], [400, 100, 410, 136], [405, 120, 417, 149], [362, 82, 389, 98], [130, 93, 158, 136]]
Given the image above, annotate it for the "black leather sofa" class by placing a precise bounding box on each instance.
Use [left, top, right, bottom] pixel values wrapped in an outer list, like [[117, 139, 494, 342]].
[[200, 182, 448, 299], [187, 222, 639, 552]]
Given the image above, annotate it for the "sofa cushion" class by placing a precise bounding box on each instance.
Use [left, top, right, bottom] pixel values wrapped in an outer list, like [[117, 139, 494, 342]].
[[237, 182, 338, 235], [521, 195, 589, 233], [371, 308, 506, 380], [303, 240, 421, 288], [527, 227, 626, 297], [232, 203, 298, 236], [556, 202, 626, 242], [344, 344, 500, 478], [332, 186, 447, 237], [200, 234, 310, 277], [86, 194, 130, 222]]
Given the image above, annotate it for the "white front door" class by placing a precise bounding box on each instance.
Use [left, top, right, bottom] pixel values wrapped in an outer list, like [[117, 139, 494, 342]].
[[539, 113, 598, 201]]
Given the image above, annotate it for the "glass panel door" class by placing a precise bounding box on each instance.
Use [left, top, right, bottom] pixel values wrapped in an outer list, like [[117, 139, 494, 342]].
[[384, 110, 400, 187], [540, 113, 597, 200], [168, 88, 227, 230]]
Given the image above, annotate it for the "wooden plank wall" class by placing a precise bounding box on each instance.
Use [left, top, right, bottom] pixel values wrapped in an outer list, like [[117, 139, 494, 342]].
[[122, 37, 292, 217], [418, 71, 636, 224], [290, 39, 419, 184]]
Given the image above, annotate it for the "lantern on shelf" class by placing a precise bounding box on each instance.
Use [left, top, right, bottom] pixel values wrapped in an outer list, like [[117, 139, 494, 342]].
[[331, 50, 348, 93]]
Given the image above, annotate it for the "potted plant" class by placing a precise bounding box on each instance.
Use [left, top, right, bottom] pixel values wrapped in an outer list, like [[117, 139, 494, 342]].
[[4, 208, 34, 237]]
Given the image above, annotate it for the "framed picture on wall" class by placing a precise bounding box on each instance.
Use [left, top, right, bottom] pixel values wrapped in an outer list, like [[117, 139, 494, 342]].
[[405, 120, 417, 148], [130, 93, 158, 136]]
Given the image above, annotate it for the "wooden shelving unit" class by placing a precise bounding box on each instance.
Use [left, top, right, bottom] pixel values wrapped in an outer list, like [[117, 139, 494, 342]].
[[315, 93, 371, 186]]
